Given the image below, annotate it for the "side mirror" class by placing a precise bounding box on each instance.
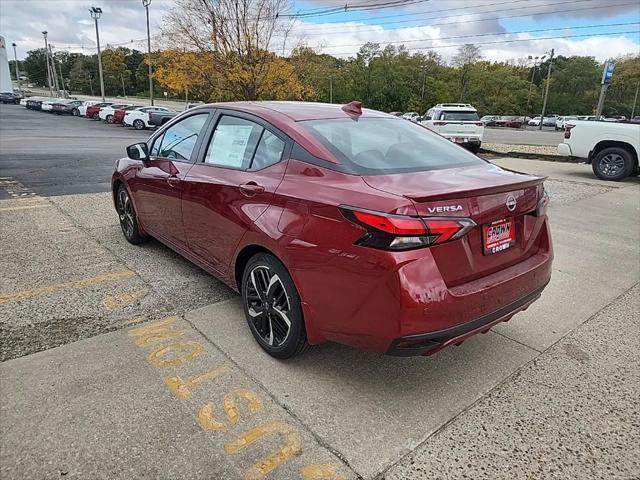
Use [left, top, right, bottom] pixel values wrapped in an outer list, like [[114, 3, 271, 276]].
[[126, 142, 150, 164], [424, 116, 432, 121]]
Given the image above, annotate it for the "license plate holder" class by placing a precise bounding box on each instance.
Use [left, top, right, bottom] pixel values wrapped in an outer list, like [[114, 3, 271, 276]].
[[482, 218, 515, 255]]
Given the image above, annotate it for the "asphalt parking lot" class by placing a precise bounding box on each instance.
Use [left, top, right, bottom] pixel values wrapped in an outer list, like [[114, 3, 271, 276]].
[[1, 104, 639, 479]]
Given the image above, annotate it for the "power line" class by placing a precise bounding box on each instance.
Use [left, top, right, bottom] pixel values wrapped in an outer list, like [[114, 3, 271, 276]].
[[317, 21, 640, 51], [279, 0, 431, 19], [282, 0, 571, 25], [322, 30, 640, 56], [288, 0, 636, 36]]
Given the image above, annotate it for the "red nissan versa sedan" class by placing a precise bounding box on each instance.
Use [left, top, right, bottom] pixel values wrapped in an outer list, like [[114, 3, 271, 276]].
[[112, 101, 552, 359]]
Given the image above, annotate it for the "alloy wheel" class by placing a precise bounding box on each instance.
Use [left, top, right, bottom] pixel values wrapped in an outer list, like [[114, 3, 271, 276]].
[[598, 153, 625, 177], [244, 266, 292, 347], [117, 188, 135, 239]]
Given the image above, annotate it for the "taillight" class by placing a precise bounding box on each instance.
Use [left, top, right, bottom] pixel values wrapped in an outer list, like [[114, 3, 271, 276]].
[[564, 124, 575, 139], [536, 183, 549, 217], [340, 206, 476, 251]]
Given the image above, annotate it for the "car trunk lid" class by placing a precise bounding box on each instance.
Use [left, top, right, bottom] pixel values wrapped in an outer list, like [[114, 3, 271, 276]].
[[363, 164, 546, 286]]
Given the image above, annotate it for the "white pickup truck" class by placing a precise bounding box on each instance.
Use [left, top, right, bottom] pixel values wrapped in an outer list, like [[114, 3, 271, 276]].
[[557, 121, 639, 181]]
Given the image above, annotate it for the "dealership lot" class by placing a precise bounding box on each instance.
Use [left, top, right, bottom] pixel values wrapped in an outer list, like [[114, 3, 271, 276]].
[[1, 104, 639, 479]]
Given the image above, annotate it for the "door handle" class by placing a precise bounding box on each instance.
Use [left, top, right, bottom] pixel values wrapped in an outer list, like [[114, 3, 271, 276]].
[[166, 176, 180, 187], [239, 182, 265, 196]]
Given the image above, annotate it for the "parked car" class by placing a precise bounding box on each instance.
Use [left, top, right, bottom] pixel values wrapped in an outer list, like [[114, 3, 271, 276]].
[[86, 102, 114, 119], [41, 98, 62, 112], [420, 103, 484, 153], [0, 92, 20, 104], [555, 116, 578, 130], [26, 97, 52, 110], [99, 103, 134, 123], [124, 106, 174, 130], [495, 116, 524, 128], [402, 112, 420, 122], [480, 115, 500, 126], [557, 120, 639, 181], [113, 105, 146, 125], [77, 101, 99, 117], [528, 116, 541, 126], [51, 100, 88, 115], [389, 111, 403, 117], [148, 110, 180, 127], [113, 101, 552, 358]]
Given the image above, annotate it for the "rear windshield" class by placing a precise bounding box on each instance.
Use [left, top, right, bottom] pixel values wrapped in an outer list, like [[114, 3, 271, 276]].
[[300, 117, 485, 175], [440, 111, 479, 121]]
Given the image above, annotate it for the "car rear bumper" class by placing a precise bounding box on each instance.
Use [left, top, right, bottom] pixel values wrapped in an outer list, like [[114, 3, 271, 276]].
[[557, 143, 572, 156], [386, 281, 547, 356]]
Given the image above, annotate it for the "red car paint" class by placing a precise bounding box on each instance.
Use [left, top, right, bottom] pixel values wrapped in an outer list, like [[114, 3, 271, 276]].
[[85, 102, 112, 119], [112, 102, 553, 356], [114, 105, 143, 124]]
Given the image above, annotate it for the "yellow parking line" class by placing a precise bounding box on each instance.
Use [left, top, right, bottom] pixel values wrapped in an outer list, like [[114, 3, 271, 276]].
[[0, 204, 51, 212], [0, 270, 136, 304]]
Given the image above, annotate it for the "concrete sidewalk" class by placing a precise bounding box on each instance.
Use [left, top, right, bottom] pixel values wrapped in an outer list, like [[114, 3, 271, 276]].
[[1, 158, 639, 479]]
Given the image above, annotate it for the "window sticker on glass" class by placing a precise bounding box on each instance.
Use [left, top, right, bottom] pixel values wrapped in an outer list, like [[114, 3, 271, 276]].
[[206, 124, 254, 168]]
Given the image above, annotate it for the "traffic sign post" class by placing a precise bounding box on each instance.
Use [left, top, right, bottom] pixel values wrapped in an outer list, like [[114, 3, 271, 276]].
[[596, 61, 615, 119]]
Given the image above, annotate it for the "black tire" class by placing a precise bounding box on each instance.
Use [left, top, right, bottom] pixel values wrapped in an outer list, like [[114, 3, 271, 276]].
[[116, 184, 146, 245], [92, 112, 99, 120], [106, 114, 114, 124], [241, 253, 309, 359], [133, 119, 145, 130], [592, 147, 635, 181], [468, 143, 481, 154], [72, 108, 79, 116]]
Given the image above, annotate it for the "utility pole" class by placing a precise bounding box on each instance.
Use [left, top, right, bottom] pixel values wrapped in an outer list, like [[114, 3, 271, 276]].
[[89, 75, 94, 96], [42, 31, 53, 95], [11, 42, 21, 92], [631, 80, 639, 119], [539, 48, 554, 131], [90, 7, 105, 101], [120, 72, 126, 97], [49, 45, 60, 95], [421, 69, 427, 112], [143, 0, 154, 105], [57, 58, 67, 96], [596, 60, 615, 119]]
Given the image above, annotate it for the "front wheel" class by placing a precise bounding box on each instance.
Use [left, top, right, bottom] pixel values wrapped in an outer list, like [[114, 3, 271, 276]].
[[133, 119, 146, 130], [116, 185, 146, 245], [92, 112, 99, 120], [72, 108, 80, 116], [592, 147, 635, 181], [241, 253, 309, 359], [106, 114, 114, 124]]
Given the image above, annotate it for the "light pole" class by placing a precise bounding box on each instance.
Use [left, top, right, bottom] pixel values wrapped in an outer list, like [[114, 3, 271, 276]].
[[90, 6, 106, 101], [42, 31, 53, 95], [11, 42, 21, 92], [143, 0, 154, 105], [539, 48, 554, 131]]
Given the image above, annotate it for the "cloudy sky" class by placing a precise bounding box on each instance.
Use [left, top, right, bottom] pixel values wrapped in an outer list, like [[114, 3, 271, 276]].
[[1, 0, 638, 62]]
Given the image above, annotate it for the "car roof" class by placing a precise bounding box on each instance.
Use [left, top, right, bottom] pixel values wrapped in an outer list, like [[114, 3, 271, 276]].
[[193, 101, 390, 122]]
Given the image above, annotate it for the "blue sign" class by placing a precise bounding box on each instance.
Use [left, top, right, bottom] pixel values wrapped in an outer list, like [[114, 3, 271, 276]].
[[603, 62, 615, 84]]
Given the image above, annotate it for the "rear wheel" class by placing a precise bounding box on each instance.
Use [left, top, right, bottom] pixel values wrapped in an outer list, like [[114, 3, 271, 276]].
[[241, 253, 309, 359], [116, 185, 146, 245], [133, 119, 146, 130], [106, 114, 114, 124], [92, 112, 99, 120], [72, 108, 79, 116], [468, 143, 481, 154], [592, 147, 635, 181]]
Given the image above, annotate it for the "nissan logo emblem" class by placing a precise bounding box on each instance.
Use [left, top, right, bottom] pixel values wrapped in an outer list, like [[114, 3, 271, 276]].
[[506, 195, 517, 212]]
